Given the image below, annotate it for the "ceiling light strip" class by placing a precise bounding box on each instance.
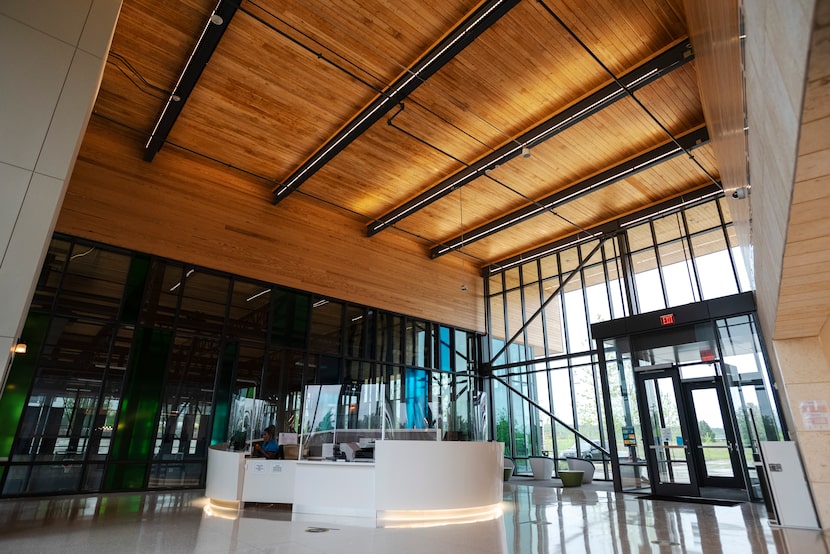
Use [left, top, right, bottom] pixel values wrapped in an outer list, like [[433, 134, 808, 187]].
[[144, 1, 238, 161], [619, 188, 722, 228], [485, 182, 723, 274], [246, 288, 271, 302], [367, 39, 693, 236], [493, 231, 606, 273], [430, 125, 709, 258], [271, 0, 521, 204]]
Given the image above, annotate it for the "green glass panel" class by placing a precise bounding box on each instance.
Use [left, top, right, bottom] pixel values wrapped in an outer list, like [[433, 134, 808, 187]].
[[122, 254, 150, 323], [270, 289, 310, 348], [0, 313, 50, 457], [103, 464, 147, 492], [99, 494, 143, 515], [211, 341, 239, 446], [104, 327, 170, 490]]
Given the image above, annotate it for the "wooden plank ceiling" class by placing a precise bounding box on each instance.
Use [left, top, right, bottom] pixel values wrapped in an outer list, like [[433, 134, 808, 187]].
[[87, 0, 719, 272]]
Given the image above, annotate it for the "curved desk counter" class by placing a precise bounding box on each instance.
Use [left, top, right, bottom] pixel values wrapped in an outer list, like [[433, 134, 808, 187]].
[[206, 441, 503, 527]]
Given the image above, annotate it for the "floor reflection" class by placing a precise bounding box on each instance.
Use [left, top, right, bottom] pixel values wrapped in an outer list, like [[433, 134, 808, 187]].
[[0, 485, 826, 553], [501, 482, 829, 554]]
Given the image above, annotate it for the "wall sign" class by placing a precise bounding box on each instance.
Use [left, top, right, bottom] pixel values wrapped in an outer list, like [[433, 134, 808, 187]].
[[800, 400, 830, 430]]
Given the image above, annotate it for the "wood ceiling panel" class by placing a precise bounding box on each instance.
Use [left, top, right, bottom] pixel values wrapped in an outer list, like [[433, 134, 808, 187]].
[[459, 211, 579, 263], [414, 2, 612, 142], [397, 118, 711, 254], [66, 0, 718, 301], [169, 15, 376, 178], [300, 118, 466, 212], [245, 0, 479, 82], [94, 0, 217, 131], [551, 0, 687, 69], [548, 148, 720, 224], [382, 98, 706, 245], [461, 167, 721, 266], [160, 1, 478, 179]]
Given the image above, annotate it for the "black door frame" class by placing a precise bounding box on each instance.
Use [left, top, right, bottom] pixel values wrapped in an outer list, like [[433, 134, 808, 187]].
[[635, 365, 701, 497], [682, 376, 745, 490]]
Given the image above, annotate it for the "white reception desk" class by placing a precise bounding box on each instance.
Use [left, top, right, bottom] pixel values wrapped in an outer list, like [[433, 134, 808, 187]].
[[206, 440, 504, 527]]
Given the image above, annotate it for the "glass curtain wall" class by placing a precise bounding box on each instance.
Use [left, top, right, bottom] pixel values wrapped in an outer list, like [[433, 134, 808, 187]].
[[487, 196, 750, 478], [0, 235, 482, 497]]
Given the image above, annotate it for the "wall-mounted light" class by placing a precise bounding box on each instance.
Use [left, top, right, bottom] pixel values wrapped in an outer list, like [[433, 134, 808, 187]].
[[11, 342, 26, 354]]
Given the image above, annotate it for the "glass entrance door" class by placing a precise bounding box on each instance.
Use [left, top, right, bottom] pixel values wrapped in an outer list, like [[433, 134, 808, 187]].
[[635, 366, 700, 497], [684, 379, 744, 489]]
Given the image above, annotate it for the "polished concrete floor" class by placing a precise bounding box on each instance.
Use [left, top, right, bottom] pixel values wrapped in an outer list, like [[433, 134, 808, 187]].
[[0, 482, 827, 553]]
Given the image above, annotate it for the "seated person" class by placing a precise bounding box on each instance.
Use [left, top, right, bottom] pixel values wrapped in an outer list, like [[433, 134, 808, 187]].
[[252, 425, 279, 459]]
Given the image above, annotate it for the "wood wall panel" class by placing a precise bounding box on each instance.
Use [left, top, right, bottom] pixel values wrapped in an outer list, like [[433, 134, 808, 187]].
[[777, 2, 830, 340], [742, 0, 817, 343], [57, 118, 485, 332]]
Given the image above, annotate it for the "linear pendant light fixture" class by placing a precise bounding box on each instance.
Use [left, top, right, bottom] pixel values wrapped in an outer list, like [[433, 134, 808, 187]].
[[144, 0, 238, 161], [430, 124, 709, 258], [271, 0, 521, 204], [366, 38, 694, 236], [484, 182, 723, 275]]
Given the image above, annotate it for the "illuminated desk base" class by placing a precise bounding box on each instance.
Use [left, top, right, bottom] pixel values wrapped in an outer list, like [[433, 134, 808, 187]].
[[206, 441, 503, 527]]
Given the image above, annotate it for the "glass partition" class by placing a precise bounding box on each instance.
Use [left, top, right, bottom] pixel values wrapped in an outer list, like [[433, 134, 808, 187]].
[[717, 314, 784, 499], [297, 368, 487, 460]]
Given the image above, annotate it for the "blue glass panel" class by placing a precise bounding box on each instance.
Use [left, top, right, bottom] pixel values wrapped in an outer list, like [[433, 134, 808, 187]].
[[439, 326, 452, 371], [404, 369, 430, 428]]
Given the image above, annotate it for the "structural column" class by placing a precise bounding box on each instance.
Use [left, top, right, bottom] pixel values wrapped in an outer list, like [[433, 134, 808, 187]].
[[0, 1, 121, 387]]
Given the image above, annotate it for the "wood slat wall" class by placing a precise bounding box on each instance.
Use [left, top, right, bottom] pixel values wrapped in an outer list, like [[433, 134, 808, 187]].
[[57, 119, 485, 332], [738, 0, 816, 343], [777, 0, 830, 340]]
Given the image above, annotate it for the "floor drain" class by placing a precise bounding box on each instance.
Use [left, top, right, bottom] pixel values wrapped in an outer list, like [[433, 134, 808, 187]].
[[305, 527, 337, 533]]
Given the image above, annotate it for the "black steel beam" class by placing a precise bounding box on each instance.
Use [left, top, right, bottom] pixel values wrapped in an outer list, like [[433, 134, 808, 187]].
[[144, 1, 238, 161], [271, 0, 522, 204], [430, 125, 710, 258], [367, 39, 694, 236], [482, 182, 724, 275]]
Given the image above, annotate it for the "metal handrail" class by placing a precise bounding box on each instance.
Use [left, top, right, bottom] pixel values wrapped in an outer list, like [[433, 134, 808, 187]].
[[491, 373, 610, 458]]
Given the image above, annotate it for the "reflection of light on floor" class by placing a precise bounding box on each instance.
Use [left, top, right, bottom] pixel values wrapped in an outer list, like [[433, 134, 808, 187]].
[[377, 503, 502, 529], [203, 498, 240, 520]]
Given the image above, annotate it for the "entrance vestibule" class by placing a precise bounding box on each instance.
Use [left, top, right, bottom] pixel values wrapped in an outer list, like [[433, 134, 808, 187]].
[[592, 292, 785, 503]]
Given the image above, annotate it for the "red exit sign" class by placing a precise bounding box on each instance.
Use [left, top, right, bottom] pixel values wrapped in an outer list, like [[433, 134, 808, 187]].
[[659, 313, 675, 326]]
